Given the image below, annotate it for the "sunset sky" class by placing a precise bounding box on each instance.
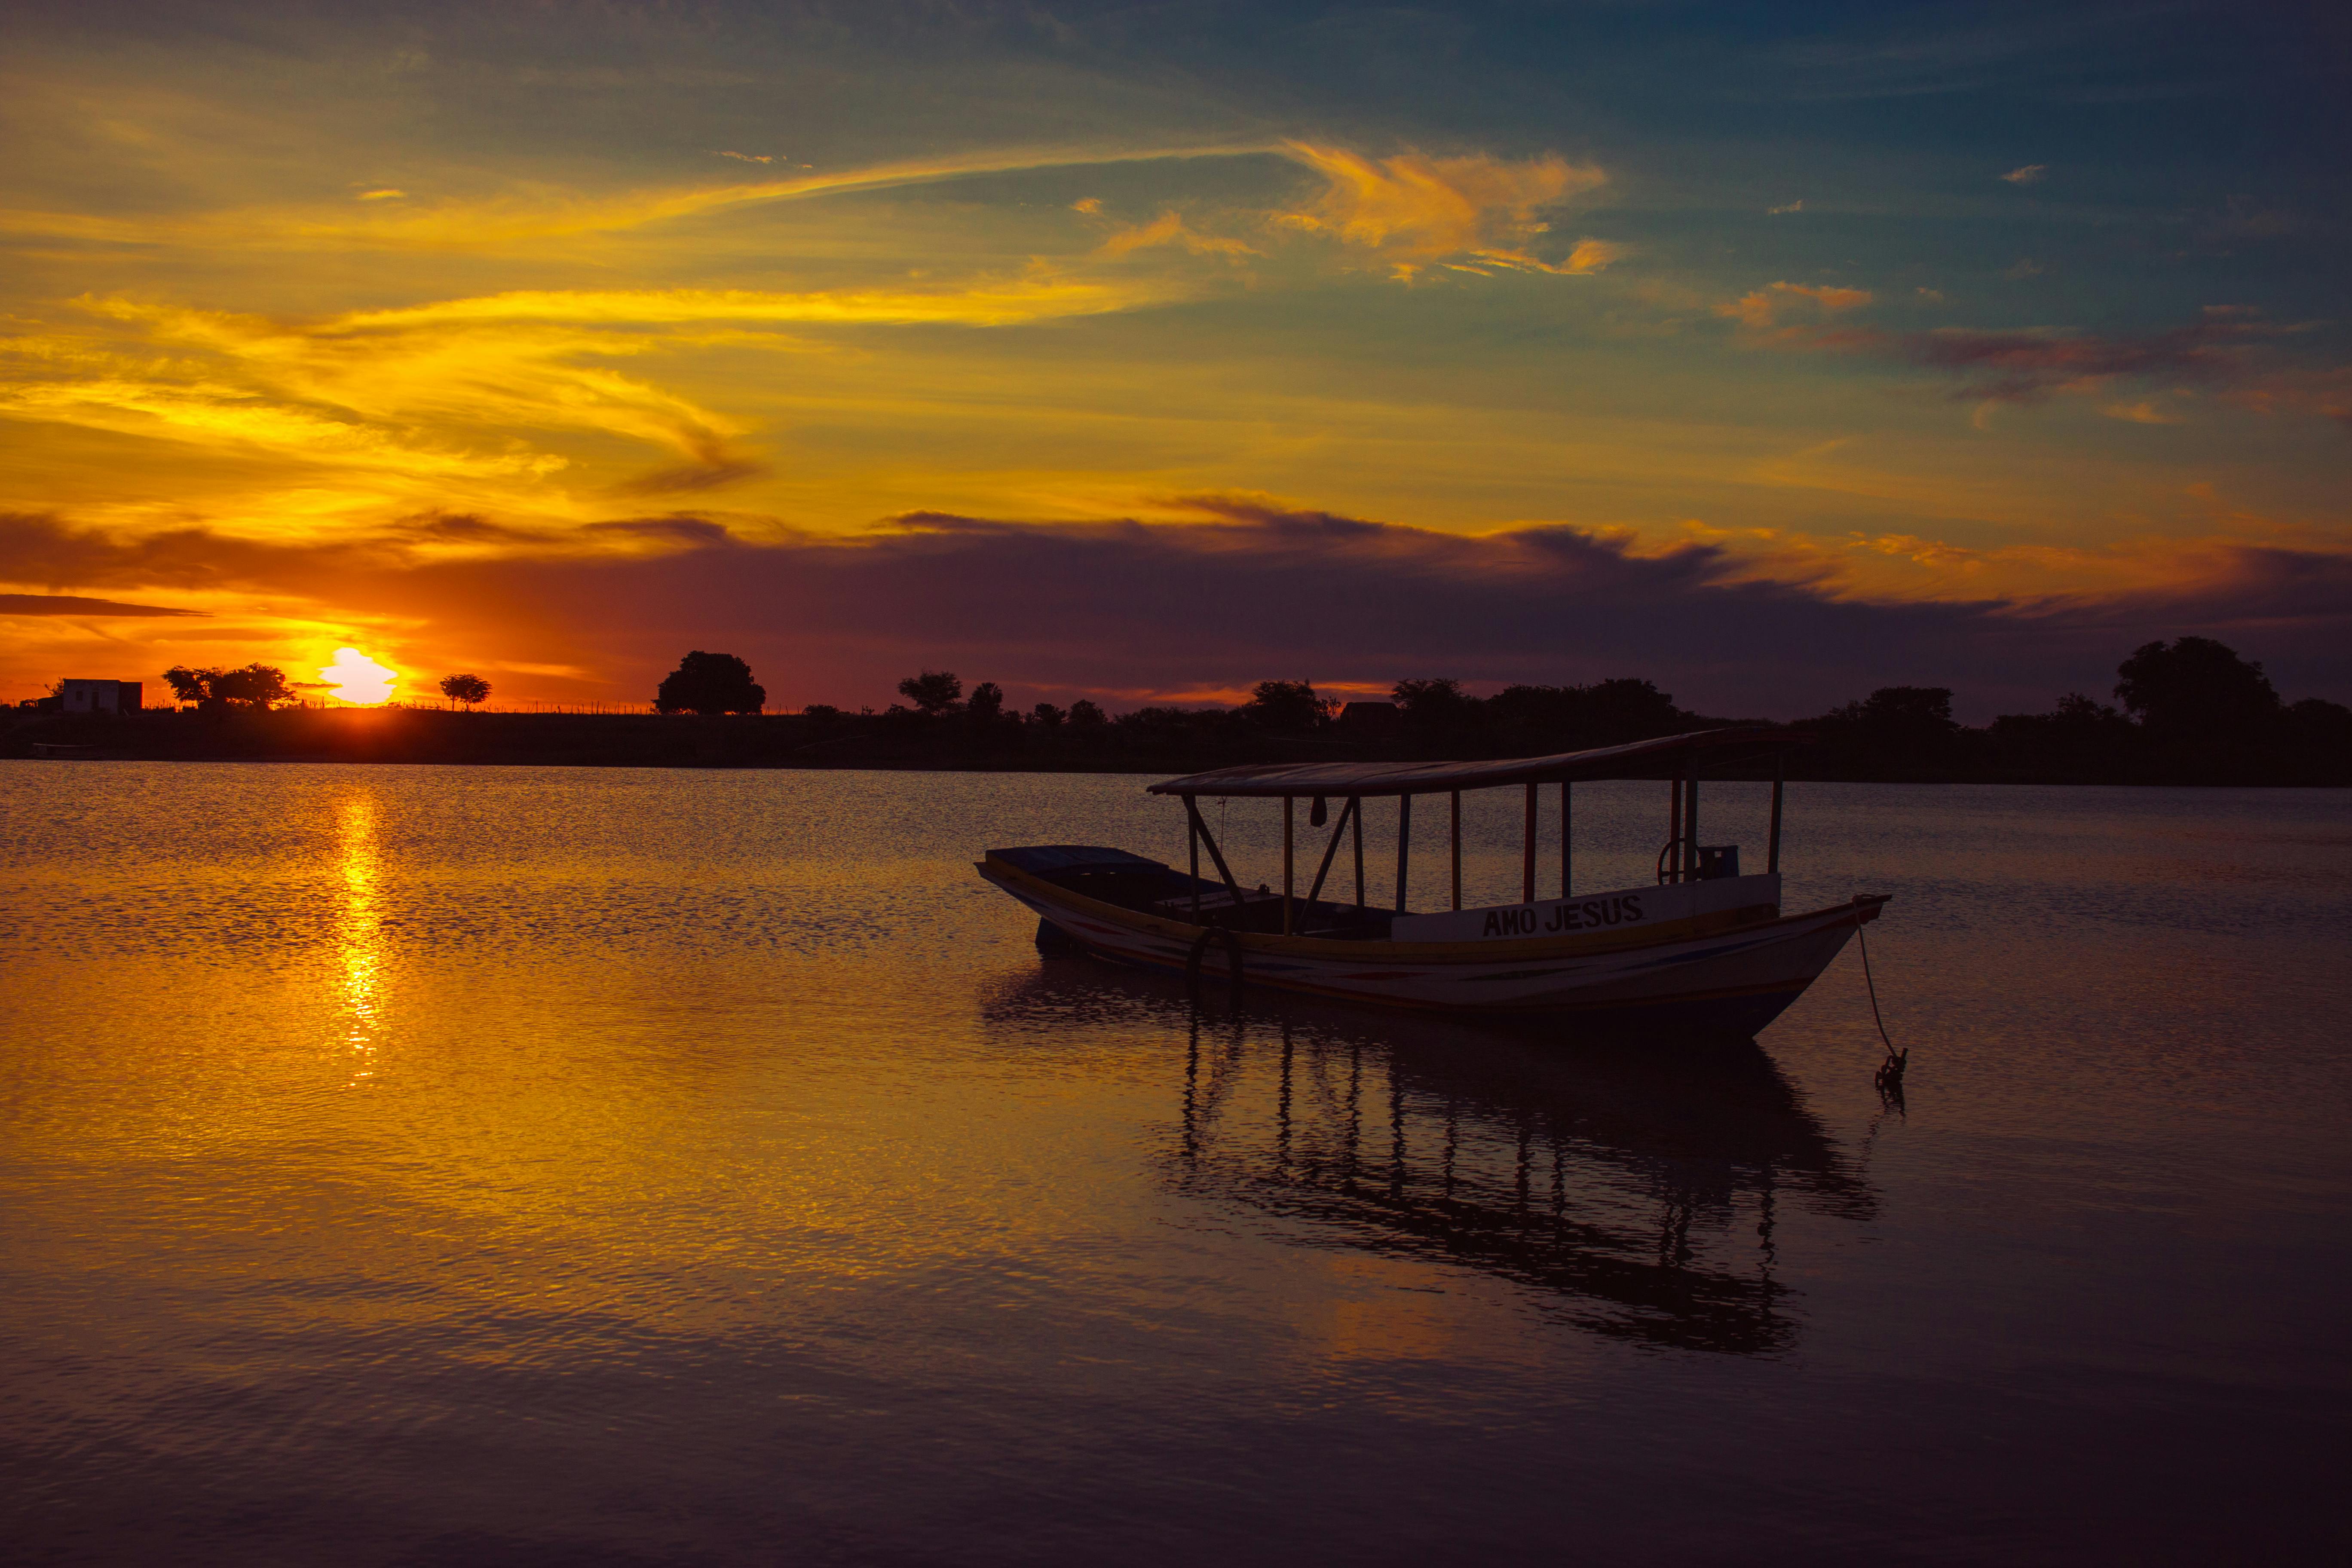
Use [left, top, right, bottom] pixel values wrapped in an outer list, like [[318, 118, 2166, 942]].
[[3, 0, 2345, 717]]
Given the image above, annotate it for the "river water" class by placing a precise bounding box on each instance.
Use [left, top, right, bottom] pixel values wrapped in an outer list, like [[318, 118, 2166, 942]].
[[2, 763, 2345, 1564]]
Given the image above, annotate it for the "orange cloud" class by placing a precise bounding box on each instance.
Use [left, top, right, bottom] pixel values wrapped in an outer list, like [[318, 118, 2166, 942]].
[[1718, 282, 1875, 329], [0, 142, 1271, 254], [0, 267, 1205, 532], [1094, 211, 1260, 260], [327, 279, 1178, 330], [1275, 142, 1612, 279]]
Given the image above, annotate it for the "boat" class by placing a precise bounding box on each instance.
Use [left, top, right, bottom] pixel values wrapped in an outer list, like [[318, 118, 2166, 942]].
[[976, 727, 1888, 1037]]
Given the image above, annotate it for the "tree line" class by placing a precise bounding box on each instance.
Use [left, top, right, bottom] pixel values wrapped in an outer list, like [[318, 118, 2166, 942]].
[[752, 637, 2349, 787], [35, 637, 2344, 786], [146, 665, 495, 711]]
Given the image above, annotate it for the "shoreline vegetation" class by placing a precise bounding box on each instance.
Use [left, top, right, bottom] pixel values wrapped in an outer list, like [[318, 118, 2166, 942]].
[[8, 638, 2346, 787]]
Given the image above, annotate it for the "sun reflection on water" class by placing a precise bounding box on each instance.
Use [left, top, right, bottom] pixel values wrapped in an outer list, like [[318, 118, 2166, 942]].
[[336, 792, 385, 1083]]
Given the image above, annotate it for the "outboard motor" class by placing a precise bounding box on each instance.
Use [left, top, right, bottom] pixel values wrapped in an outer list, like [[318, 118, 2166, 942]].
[[1694, 845, 1741, 880]]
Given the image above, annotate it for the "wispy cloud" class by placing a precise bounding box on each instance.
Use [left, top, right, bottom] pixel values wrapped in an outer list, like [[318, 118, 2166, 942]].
[[329, 279, 1183, 330], [0, 142, 1274, 254], [2001, 164, 2048, 184], [1718, 281, 1875, 330], [1559, 239, 1627, 273], [1093, 211, 1259, 261], [2205, 195, 2297, 241], [0, 593, 207, 618], [0, 259, 1214, 541], [1812, 318, 2260, 403], [1274, 142, 1612, 279]]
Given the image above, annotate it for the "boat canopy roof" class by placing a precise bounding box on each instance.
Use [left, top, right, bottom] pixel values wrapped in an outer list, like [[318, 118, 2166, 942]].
[[1147, 726, 1801, 799]]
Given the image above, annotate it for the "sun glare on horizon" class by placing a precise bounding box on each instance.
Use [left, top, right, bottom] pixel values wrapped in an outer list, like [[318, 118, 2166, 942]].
[[320, 648, 399, 705]]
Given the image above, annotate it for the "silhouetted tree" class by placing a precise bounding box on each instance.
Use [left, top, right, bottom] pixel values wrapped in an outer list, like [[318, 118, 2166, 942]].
[[967, 681, 1004, 721], [1392, 677, 1471, 720], [1825, 686, 1957, 735], [655, 651, 765, 714], [438, 673, 491, 710], [1577, 677, 1688, 742], [1806, 686, 1961, 780], [2054, 691, 2121, 723], [2285, 698, 2352, 784], [1030, 701, 1065, 729], [2288, 697, 2352, 751], [162, 663, 292, 711], [1488, 677, 1686, 750], [1067, 698, 1107, 735], [2115, 637, 2282, 737], [1241, 679, 1328, 734], [802, 704, 841, 721], [898, 669, 962, 715], [1985, 692, 2140, 782]]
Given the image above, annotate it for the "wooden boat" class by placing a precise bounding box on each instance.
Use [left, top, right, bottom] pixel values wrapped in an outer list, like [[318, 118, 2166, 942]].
[[977, 728, 1888, 1037]]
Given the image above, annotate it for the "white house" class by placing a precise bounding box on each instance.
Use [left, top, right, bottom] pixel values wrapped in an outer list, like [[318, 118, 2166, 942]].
[[60, 679, 142, 714]]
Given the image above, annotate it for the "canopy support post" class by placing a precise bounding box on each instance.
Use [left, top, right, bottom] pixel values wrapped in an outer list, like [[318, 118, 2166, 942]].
[[1351, 796, 1365, 908], [1184, 795, 1245, 912], [1768, 754, 1785, 875], [1686, 773, 1700, 875], [1522, 782, 1537, 904], [1395, 793, 1412, 914], [1560, 781, 1571, 899], [1449, 791, 1462, 911], [1668, 772, 1683, 883], [1306, 796, 1355, 906], [1282, 796, 1295, 936], [1188, 808, 1201, 922]]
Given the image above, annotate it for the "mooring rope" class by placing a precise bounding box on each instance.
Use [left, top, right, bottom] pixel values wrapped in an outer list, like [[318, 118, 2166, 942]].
[[1859, 921, 1908, 1094]]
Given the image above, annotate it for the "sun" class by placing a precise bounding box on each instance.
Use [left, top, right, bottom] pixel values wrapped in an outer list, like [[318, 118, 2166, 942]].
[[319, 647, 399, 705]]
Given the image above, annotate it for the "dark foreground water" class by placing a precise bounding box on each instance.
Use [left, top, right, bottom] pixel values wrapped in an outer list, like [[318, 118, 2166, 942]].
[[3, 764, 2346, 1565]]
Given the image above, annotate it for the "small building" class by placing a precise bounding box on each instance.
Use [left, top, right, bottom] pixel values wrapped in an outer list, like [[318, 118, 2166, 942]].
[[1337, 700, 1399, 731], [60, 679, 142, 715]]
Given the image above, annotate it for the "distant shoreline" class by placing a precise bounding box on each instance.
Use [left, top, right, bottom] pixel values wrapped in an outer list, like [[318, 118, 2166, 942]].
[[6, 707, 2345, 788]]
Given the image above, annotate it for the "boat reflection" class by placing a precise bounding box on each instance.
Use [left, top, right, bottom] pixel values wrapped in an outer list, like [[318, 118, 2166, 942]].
[[985, 965, 1875, 1355]]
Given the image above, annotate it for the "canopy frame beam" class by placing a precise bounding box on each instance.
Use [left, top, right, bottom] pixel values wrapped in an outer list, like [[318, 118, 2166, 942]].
[[1182, 795, 1245, 912], [1306, 795, 1357, 908], [1146, 726, 1804, 799]]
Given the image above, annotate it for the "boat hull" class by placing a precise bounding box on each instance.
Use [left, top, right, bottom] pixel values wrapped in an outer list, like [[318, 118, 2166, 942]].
[[979, 856, 1885, 1035]]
